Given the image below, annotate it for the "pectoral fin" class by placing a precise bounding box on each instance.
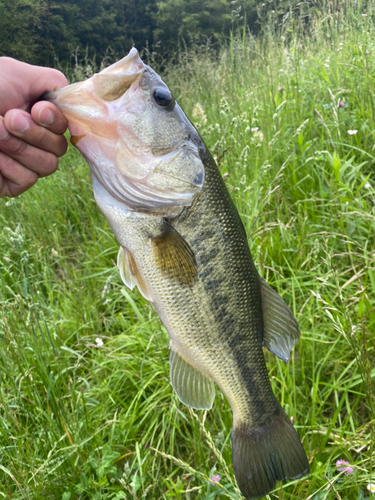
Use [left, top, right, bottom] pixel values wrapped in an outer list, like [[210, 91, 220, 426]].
[[169, 347, 215, 410], [151, 220, 197, 286], [259, 276, 300, 362], [117, 246, 152, 301]]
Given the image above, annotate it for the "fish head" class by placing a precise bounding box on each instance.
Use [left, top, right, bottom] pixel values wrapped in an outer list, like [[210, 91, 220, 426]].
[[45, 48, 205, 213]]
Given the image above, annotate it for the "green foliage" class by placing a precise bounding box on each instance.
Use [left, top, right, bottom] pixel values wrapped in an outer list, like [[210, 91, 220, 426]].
[[152, 0, 232, 50], [0, 0, 46, 62], [3, 0, 375, 69], [1, 1, 375, 498], [0, 0, 157, 66], [0, 0, 316, 68]]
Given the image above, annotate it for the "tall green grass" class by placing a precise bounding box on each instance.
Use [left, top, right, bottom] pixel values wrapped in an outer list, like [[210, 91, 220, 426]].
[[1, 1, 375, 498]]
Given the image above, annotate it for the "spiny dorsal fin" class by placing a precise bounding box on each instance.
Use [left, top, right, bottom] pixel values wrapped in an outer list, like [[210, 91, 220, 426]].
[[169, 346, 215, 410], [151, 220, 197, 286], [259, 276, 300, 362], [117, 246, 152, 301]]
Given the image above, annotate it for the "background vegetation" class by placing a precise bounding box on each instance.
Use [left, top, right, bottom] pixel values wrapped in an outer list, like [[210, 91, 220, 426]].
[[3, 0, 374, 67], [1, 0, 375, 499]]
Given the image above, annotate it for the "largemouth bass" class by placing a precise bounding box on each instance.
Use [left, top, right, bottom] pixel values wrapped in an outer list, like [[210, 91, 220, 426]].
[[45, 48, 309, 499]]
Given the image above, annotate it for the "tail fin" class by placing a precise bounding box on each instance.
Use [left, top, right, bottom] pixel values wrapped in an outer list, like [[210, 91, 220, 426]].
[[231, 408, 309, 499]]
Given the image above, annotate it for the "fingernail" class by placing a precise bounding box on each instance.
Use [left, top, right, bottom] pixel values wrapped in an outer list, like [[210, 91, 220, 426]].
[[11, 112, 30, 133], [0, 119, 9, 140], [38, 107, 54, 126]]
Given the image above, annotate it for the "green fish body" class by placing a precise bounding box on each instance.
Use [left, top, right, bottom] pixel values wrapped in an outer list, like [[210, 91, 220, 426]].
[[45, 48, 309, 499]]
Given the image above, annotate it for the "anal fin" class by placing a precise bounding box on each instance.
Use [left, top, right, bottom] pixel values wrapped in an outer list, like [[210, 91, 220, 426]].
[[259, 276, 300, 362], [169, 347, 215, 410]]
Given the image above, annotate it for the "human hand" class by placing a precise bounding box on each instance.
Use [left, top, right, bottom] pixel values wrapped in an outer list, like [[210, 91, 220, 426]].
[[0, 57, 69, 197]]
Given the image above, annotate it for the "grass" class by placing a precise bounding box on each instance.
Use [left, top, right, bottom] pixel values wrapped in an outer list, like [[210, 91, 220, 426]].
[[1, 1, 375, 498]]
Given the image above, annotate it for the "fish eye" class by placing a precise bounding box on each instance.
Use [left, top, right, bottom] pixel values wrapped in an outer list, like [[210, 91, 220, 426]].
[[153, 87, 175, 110]]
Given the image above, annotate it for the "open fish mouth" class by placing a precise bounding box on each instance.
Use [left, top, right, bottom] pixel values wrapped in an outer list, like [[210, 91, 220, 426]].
[[44, 48, 145, 105], [43, 48, 146, 139], [42, 48, 205, 213]]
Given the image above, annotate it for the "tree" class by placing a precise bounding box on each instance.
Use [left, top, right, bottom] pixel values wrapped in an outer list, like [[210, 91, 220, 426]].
[[152, 0, 232, 51], [0, 0, 46, 62]]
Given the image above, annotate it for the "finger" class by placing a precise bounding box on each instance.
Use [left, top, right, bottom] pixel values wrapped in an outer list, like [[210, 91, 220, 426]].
[[0, 59, 68, 114], [0, 150, 38, 197], [31, 101, 68, 135], [27, 67, 68, 102], [3, 110, 68, 159], [0, 116, 59, 177]]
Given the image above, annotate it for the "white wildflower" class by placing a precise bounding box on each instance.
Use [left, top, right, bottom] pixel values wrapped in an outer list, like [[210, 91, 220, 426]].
[[95, 338, 104, 347], [192, 102, 207, 128], [347, 130, 358, 135], [368, 483, 375, 493], [219, 97, 230, 115], [240, 145, 250, 162], [364, 182, 371, 189], [251, 127, 259, 132], [101, 275, 112, 299], [250, 130, 264, 146]]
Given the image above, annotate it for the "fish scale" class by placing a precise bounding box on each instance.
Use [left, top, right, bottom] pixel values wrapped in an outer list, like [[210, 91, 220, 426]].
[[45, 47, 309, 499]]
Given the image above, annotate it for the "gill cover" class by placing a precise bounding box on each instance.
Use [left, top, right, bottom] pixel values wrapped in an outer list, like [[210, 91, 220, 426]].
[[44, 48, 205, 212]]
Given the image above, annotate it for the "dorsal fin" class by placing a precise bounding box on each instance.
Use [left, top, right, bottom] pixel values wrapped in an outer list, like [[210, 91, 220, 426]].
[[169, 346, 215, 410], [259, 276, 300, 362], [117, 246, 152, 301]]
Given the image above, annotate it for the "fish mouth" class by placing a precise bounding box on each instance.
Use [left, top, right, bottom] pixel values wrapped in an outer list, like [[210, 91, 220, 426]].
[[42, 48, 205, 213], [42, 48, 146, 137]]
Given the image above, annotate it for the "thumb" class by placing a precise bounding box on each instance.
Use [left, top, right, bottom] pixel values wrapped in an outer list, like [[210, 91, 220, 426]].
[[26, 65, 69, 102], [0, 58, 68, 115]]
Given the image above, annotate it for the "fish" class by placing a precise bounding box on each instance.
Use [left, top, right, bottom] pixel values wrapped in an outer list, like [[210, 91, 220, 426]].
[[44, 48, 309, 499]]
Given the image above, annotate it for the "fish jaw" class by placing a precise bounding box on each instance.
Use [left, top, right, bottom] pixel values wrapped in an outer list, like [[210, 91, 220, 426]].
[[44, 47, 145, 135], [44, 48, 205, 213], [43, 48, 146, 178]]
